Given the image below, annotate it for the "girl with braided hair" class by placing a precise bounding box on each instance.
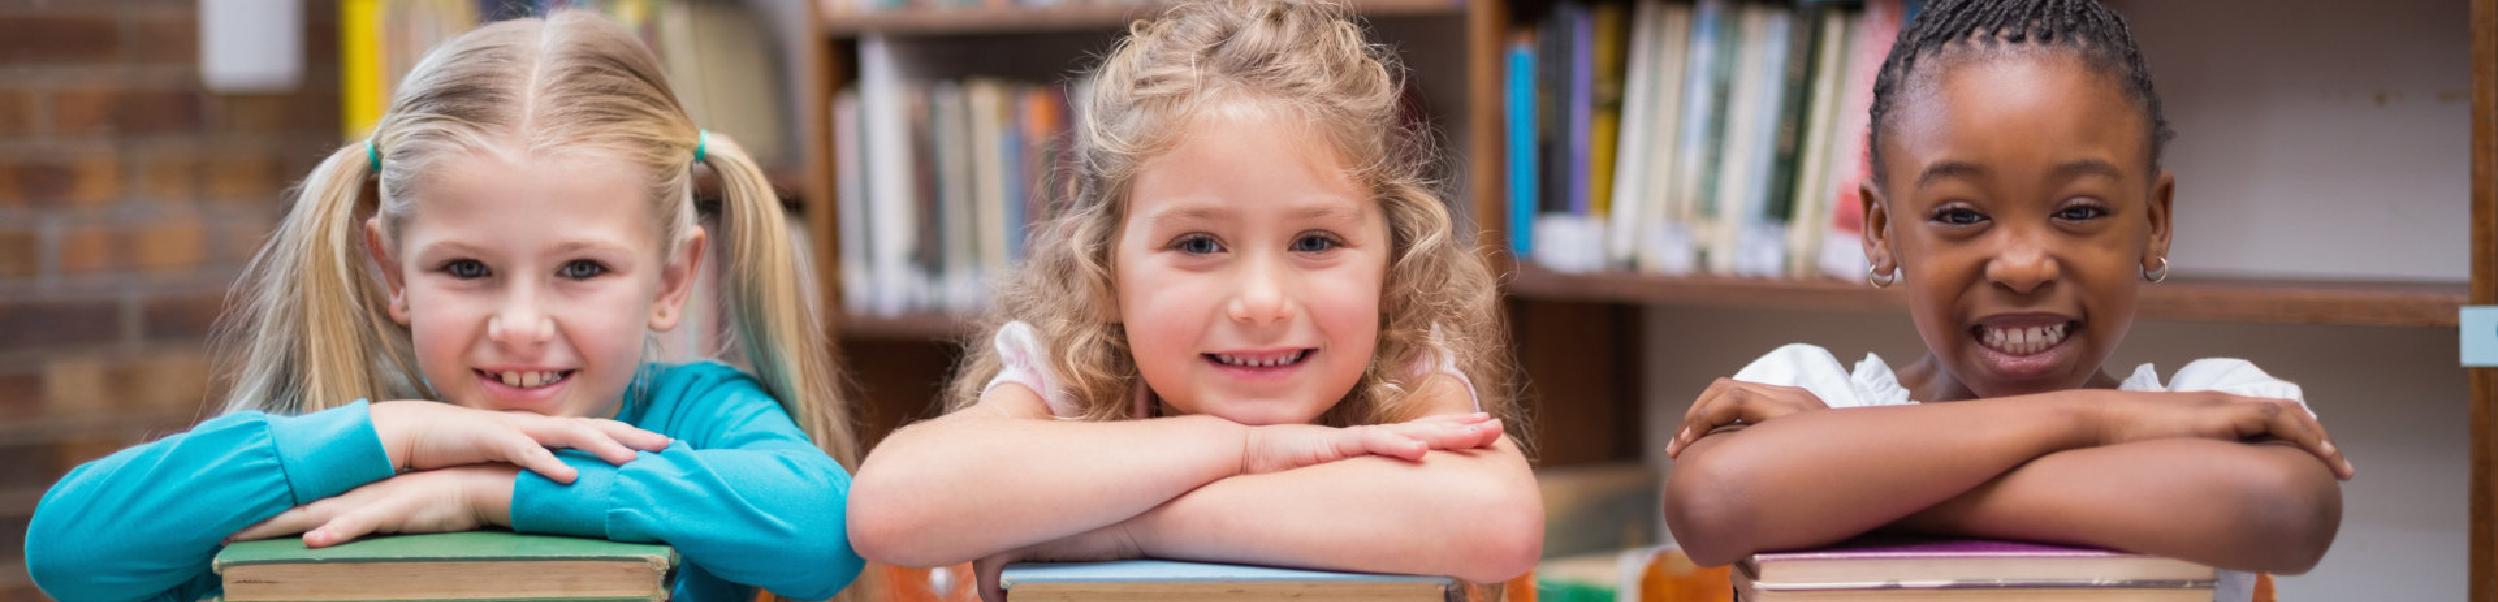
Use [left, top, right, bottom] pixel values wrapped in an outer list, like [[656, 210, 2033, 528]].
[[1660, 0, 2351, 598]]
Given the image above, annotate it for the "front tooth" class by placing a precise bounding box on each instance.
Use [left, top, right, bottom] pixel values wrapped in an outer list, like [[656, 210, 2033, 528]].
[[522, 372, 541, 388], [500, 371, 522, 387]]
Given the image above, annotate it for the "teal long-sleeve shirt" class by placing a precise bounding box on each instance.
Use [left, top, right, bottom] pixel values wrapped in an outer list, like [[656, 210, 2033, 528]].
[[24, 361, 863, 602]]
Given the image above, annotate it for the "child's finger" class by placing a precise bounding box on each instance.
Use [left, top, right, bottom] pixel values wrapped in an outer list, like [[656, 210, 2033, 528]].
[[511, 417, 642, 465], [1354, 427, 1428, 461], [485, 431, 580, 484], [1405, 412, 1492, 426], [2267, 403, 2354, 480], [228, 505, 326, 543], [584, 419, 673, 451], [301, 502, 394, 548]]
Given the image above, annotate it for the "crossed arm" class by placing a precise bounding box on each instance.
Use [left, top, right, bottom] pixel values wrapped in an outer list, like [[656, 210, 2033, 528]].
[[1662, 381, 2348, 573], [846, 377, 1543, 584]]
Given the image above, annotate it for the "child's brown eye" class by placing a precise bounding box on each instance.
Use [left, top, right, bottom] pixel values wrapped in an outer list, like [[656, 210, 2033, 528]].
[[1931, 207, 1987, 226], [442, 259, 490, 279], [2054, 205, 2110, 221]]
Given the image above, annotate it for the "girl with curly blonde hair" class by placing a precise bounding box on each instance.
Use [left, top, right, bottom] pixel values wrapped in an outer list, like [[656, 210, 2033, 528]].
[[848, 0, 1540, 595]]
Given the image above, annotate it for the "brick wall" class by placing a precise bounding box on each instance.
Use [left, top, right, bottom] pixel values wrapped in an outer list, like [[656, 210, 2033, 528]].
[[0, 1, 339, 599]]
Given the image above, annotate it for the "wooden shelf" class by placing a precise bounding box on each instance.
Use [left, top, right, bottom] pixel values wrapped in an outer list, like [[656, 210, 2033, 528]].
[[1507, 265, 2468, 328], [835, 311, 981, 341], [819, 0, 1464, 36]]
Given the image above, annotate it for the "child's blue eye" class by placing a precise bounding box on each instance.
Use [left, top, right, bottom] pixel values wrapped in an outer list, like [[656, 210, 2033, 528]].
[[1290, 233, 1341, 254], [442, 259, 490, 279], [1172, 234, 1224, 255], [1931, 207, 1988, 226], [559, 260, 608, 280], [2054, 205, 2110, 221]]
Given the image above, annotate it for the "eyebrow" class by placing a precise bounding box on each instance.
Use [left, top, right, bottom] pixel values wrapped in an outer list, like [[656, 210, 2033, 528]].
[[1142, 201, 1367, 227], [1914, 159, 2127, 189], [411, 240, 636, 258]]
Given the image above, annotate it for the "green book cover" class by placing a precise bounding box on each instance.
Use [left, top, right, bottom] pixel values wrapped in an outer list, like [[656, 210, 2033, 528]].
[[214, 531, 676, 568], [214, 531, 676, 602]]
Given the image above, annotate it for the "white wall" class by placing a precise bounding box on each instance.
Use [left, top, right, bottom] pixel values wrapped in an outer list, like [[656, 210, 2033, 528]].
[[1639, 306, 2470, 601], [2111, 0, 2474, 281]]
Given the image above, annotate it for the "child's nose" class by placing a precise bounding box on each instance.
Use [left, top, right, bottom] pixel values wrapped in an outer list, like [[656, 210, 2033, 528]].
[[1985, 241, 2061, 294], [487, 288, 556, 347], [1226, 257, 1296, 327]]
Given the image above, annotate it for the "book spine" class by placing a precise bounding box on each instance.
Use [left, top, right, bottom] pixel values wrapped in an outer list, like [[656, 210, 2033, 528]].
[[1505, 31, 1540, 258]]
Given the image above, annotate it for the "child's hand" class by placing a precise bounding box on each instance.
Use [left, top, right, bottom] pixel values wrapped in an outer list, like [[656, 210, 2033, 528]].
[[368, 400, 672, 484], [1665, 378, 1827, 459], [225, 464, 521, 547], [2078, 390, 2356, 479], [971, 524, 1143, 602], [1238, 412, 1502, 475]]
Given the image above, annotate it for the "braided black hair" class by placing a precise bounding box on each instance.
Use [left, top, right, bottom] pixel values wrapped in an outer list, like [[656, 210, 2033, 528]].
[[1865, 0, 2174, 187]]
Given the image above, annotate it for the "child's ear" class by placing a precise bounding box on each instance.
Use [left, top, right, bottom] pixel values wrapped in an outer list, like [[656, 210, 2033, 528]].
[[650, 226, 706, 332], [1858, 183, 1898, 281], [363, 218, 410, 325], [2143, 169, 2175, 272]]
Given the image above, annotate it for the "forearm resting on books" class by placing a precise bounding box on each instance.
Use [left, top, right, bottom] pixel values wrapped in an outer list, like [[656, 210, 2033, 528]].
[[1893, 438, 2342, 574], [848, 411, 1251, 567], [1128, 438, 1543, 584], [1662, 400, 2094, 566]]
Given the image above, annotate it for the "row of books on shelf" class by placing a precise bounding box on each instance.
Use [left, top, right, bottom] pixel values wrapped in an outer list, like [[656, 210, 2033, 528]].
[[1508, 0, 1909, 281], [834, 37, 1085, 317], [341, 0, 792, 165]]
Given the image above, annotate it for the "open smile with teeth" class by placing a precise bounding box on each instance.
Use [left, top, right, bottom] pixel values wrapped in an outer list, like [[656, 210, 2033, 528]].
[[1205, 350, 1314, 368], [1973, 322, 2074, 356], [478, 369, 576, 389]]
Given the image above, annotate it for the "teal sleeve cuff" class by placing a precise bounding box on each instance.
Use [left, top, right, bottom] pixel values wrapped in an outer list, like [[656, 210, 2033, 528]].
[[267, 399, 395, 505], [511, 451, 624, 538]]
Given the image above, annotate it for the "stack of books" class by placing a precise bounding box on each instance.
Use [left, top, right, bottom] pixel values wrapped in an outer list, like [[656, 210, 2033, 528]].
[[213, 531, 677, 602], [1736, 537, 2217, 601]]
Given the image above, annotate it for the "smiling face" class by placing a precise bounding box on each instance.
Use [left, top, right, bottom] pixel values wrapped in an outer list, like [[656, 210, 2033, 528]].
[[1863, 52, 2173, 401], [368, 147, 701, 418], [1111, 103, 1391, 425]]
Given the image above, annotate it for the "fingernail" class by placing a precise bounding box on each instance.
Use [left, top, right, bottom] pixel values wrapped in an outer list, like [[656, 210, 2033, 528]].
[[1463, 425, 1480, 433]]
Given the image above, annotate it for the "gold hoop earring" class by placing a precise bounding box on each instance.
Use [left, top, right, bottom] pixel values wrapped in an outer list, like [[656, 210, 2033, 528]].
[[1867, 264, 1897, 289], [2143, 257, 2170, 283]]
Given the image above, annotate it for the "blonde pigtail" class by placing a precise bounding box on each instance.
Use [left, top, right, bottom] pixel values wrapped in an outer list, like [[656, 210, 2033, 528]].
[[694, 133, 860, 470], [212, 141, 423, 416]]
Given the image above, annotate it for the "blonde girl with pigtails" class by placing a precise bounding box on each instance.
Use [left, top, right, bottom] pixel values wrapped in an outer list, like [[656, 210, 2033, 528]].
[[848, 1, 1543, 599], [27, 12, 865, 602]]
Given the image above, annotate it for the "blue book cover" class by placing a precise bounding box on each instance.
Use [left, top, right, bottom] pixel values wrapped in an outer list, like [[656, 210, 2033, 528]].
[[1566, 4, 1594, 216], [1505, 33, 1539, 257]]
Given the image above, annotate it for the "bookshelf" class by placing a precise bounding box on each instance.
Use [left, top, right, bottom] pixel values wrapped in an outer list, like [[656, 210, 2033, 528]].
[[790, 0, 2496, 595], [1511, 266, 2473, 328]]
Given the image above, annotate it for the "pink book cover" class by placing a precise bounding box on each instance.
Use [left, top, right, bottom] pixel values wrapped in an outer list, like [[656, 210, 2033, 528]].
[[1753, 536, 2133, 563]]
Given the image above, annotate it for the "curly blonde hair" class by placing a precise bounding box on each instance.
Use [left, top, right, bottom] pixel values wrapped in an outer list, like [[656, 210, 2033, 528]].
[[947, 0, 1516, 432]]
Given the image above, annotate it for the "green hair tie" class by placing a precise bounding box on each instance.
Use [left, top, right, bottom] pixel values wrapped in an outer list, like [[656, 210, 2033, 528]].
[[366, 138, 381, 173], [693, 130, 709, 163]]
